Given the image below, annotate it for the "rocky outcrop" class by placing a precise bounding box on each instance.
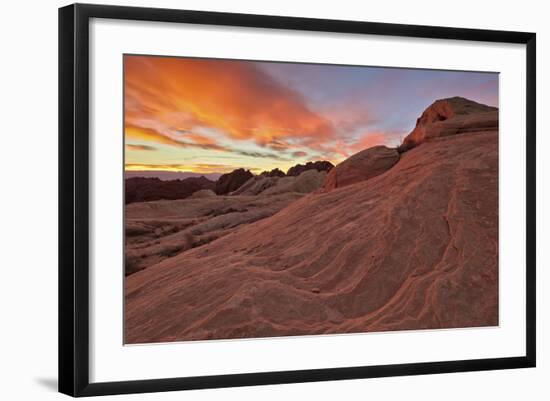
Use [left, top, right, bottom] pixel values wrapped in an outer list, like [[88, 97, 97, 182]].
[[126, 130, 498, 343], [190, 189, 217, 199], [124, 192, 303, 276], [125, 176, 215, 204], [323, 146, 399, 191], [400, 96, 498, 151], [260, 168, 286, 177], [230, 175, 280, 196], [215, 168, 253, 195], [125, 96, 500, 343], [287, 160, 334, 176], [218, 162, 334, 196], [231, 170, 327, 196], [263, 169, 327, 195]]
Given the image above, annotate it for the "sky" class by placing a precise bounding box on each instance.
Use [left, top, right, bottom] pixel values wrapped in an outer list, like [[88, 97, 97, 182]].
[[124, 55, 498, 175]]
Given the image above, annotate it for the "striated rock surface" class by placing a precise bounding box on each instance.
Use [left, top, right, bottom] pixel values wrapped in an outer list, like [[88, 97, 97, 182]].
[[287, 160, 334, 176], [125, 129, 498, 343], [215, 168, 254, 195], [323, 146, 399, 191], [400, 96, 498, 151], [125, 192, 303, 276], [125, 176, 215, 204]]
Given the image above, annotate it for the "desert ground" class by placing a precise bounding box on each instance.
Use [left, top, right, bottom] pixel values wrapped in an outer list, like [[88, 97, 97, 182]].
[[124, 97, 499, 344]]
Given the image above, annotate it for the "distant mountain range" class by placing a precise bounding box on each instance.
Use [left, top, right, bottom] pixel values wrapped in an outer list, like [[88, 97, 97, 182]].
[[124, 170, 222, 181], [125, 161, 335, 201], [125, 176, 215, 204]]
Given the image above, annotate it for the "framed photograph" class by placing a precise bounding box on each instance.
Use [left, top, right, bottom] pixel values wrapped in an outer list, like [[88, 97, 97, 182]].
[[59, 3, 536, 397]]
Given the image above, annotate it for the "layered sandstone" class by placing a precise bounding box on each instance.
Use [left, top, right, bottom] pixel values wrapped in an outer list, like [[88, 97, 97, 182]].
[[322, 146, 399, 191], [400, 96, 498, 151], [125, 97, 499, 343], [126, 130, 498, 343]]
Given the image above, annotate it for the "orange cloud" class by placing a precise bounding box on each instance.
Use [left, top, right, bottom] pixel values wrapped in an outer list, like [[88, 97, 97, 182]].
[[179, 132, 227, 151], [126, 123, 230, 152], [315, 132, 399, 166], [124, 56, 335, 149], [125, 125, 185, 147], [349, 132, 388, 153], [125, 143, 156, 151]]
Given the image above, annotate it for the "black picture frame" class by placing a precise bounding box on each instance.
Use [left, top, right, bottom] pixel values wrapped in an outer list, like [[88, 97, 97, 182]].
[[59, 3, 536, 397]]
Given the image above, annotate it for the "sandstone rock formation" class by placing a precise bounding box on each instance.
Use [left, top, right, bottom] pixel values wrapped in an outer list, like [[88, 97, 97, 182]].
[[125, 176, 215, 204], [260, 168, 285, 177], [125, 97, 499, 343], [126, 131, 498, 342], [262, 169, 327, 195], [231, 169, 327, 196], [287, 160, 334, 176], [322, 146, 400, 191], [190, 189, 217, 199], [125, 192, 303, 276], [230, 175, 280, 196], [214, 168, 253, 195], [400, 96, 498, 151]]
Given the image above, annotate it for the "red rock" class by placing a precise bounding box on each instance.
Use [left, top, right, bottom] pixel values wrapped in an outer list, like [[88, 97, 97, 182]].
[[125, 130, 498, 343], [400, 96, 498, 151], [322, 146, 399, 191], [124, 192, 303, 275]]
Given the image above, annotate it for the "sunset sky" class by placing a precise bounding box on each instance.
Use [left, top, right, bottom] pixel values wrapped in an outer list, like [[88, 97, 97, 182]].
[[124, 55, 498, 175]]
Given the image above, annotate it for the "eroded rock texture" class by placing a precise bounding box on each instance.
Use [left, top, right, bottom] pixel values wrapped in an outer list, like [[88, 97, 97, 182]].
[[400, 96, 498, 151], [322, 146, 400, 191], [126, 130, 498, 343], [124, 97, 499, 344]]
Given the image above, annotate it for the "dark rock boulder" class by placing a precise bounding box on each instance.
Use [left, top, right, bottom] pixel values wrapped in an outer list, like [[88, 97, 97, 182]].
[[125, 176, 215, 204], [260, 168, 286, 178], [215, 168, 254, 195], [287, 161, 334, 176]]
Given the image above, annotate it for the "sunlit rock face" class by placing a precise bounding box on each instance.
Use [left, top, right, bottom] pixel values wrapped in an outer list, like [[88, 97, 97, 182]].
[[322, 146, 400, 191], [400, 96, 498, 151]]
